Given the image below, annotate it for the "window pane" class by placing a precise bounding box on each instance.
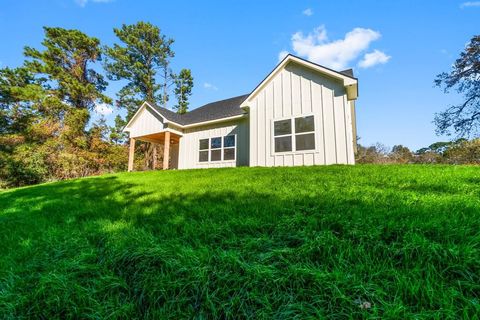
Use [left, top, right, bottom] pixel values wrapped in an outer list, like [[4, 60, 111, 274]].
[[199, 139, 209, 150], [295, 116, 315, 133], [199, 150, 208, 162], [224, 148, 235, 160], [224, 135, 235, 148], [211, 137, 221, 149], [275, 136, 292, 152], [211, 149, 221, 161], [274, 119, 291, 136], [295, 133, 315, 151]]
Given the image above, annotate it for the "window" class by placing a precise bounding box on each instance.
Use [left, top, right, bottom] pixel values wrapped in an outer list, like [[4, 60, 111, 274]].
[[274, 119, 292, 152], [199, 139, 209, 162], [274, 119, 292, 136], [210, 137, 222, 161], [274, 116, 315, 152], [198, 135, 236, 162], [295, 116, 315, 133], [275, 136, 292, 152], [294, 116, 315, 151], [211, 137, 221, 149], [223, 136, 236, 160], [224, 148, 235, 160]]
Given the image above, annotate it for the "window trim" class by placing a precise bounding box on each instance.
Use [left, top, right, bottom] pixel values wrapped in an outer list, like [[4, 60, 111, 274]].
[[197, 134, 237, 163], [271, 114, 318, 155]]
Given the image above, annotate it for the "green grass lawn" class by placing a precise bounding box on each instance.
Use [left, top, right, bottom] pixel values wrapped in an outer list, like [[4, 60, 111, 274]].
[[1, 165, 479, 319]]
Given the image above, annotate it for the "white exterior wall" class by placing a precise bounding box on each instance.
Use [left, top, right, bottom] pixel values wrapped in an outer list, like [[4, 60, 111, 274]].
[[177, 118, 249, 169], [128, 106, 165, 138], [249, 62, 355, 167]]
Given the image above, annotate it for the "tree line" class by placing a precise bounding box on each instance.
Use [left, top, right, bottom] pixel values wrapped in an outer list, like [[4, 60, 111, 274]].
[[356, 138, 480, 164], [0, 22, 193, 188]]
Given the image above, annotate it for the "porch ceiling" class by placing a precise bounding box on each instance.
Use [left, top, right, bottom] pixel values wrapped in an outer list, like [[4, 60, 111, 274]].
[[135, 131, 181, 144]]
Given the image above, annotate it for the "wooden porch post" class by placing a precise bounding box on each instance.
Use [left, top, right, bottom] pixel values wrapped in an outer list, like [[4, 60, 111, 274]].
[[152, 143, 158, 169], [163, 131, 170, 170], [128, 138, 136, 172]]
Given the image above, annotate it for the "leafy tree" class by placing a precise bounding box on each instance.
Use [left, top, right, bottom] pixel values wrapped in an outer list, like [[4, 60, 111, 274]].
[[390, 145, 413, 163], [104, 22, 174, 120], [23, 27, 112, 151], [0, 65, 51, 186], [0, 67, 40, 136], [355, 143, 390, 164], [444, 138, 480, 164], [0, 27, 126, 188], [173, 68, 194, 114], [109, 114, 128, 144], [435, 35, 480, 137], [24, 27, 110, 111]]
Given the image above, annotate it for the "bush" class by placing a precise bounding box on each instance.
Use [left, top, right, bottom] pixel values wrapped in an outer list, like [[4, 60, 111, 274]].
[[444, 139, 480, 164]]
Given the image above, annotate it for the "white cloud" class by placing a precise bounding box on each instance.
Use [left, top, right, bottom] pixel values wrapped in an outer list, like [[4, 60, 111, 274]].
[[278, 50, 289, 61], [203, 82, 218, 91], [358, 49, 391, 68], [302, 8, 313, 16], [94, 102, 113, 116], [285, 25, 387, 70], [75, 0, 114, 7], [75, 0, 87, 6], [460, 1, 480, 8]]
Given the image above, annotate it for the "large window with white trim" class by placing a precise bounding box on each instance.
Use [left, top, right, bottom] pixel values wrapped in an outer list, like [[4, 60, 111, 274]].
[[274, 116, 315, 152], [199, 135, 236, 162]]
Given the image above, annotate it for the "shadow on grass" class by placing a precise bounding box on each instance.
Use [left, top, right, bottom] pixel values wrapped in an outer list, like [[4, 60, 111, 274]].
[[0, 172, 479, 319]]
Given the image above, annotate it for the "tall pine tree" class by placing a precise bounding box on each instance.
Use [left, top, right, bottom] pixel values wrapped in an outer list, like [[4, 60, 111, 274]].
[[0, 27, 125, 187], [173, 68, 194, 114], [24, 27, 111, 146], [104, 22, 174, 121]]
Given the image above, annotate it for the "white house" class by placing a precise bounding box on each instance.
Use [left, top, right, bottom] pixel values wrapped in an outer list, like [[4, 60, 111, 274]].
[[123, 54, 358, 171]]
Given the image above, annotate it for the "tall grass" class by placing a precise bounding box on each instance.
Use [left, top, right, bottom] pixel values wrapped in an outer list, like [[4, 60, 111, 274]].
[[1, 165, 479, 319]]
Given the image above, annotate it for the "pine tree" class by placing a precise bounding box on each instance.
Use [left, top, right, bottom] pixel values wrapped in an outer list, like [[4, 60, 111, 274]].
[[173, 69, 194, 114], [104, 22, 174, 121]]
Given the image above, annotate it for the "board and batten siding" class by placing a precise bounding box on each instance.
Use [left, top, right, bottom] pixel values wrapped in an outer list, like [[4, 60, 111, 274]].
[[128, 106, 165, 138], [248, 62, 355, 167], [178, 118, 249, 169]]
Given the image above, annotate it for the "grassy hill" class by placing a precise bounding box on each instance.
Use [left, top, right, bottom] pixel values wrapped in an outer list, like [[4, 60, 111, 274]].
[[1, 165, 479, 319]]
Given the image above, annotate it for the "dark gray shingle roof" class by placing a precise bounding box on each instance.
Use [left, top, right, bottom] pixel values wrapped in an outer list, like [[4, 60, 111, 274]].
[[148, 94, 249, 126], [340, 69, 354, 78]]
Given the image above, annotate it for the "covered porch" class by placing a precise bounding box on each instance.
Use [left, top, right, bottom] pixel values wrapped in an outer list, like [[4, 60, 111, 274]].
[[128, 130, 181, 171]]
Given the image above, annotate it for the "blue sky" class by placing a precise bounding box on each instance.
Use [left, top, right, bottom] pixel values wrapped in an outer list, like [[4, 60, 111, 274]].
[[0, 0, 479, 150]]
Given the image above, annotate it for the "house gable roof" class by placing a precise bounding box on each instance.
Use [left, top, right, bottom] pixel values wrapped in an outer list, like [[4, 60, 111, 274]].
[[124, 95, 248, 131], [123, 103, 165, 133], [241, 54, 358, 109], [149, 94, 249, 126]]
